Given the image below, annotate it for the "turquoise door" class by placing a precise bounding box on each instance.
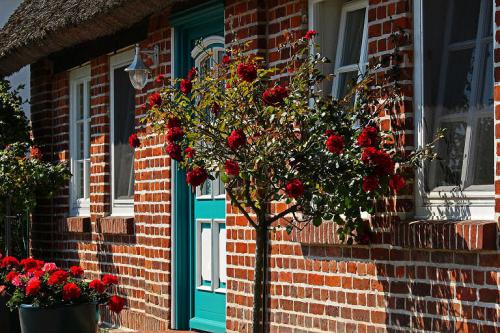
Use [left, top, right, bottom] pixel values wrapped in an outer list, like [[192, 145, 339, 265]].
[[171, 2, 226, 332]]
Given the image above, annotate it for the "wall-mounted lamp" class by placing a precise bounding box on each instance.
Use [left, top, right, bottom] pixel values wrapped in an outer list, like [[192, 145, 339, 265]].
[[125, 44, 160, 90]]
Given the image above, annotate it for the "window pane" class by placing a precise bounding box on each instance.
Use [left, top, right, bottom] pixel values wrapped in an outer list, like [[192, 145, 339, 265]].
[[337, 70, 357, 98], [76, 122, 84, 160], [77, 83, 84, 120], [472, 117, 494, 185], [200, 223, 212, 286], [85, 160, 90, 199], [218, 223, 226, 288], [113, 66, 135, 200], [75, 161, 84, 199], [423, 0, 493, 191], [339, 8, 365, 67], [449, 0, 480, 44]]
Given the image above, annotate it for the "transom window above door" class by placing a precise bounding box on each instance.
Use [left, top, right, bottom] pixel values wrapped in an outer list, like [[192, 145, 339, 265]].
[[309, 0, 368, 98], [69, 65, 91, 216], [415, 0, 494, 219]]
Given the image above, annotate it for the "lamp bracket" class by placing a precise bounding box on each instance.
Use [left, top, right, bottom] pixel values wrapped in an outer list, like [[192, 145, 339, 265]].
[[140, 45, 160, 68]]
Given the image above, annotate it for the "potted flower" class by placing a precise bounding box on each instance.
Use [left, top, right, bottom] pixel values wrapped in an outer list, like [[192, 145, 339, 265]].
[[0, 254, 21, 333], [2, 257, 125, 333]]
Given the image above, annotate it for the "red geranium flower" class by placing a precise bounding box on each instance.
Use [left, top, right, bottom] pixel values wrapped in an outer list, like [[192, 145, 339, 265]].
[[357, 126, 379, 148], [167, 117, 181, 128], [389, 174, 405, 193], [155, 74, 165, 83], [227, 129, 246, 150], [148, 92, 162, 107], [237, 63, 257, 82], [185, 147, 195, 159], [285, 179, 305, 198], [361, 147, 395, 176], [262, 85, 288, 106], [1, 256, 19, 268], [326, 134, 345, 154], [225, 159, 240, 176], [89, 279, 106, 293], [167, 127, 185, 142], [180, 79, 192, 94], [20, 258, 41, 272], [47, 270, 69, 286], [108, 295, 126, 313], [362, 176, 379, 193], [186, 167, 208, 187], [25, 278, 41, 297], [187, 67, 197, 80], [166, 143, 182, 161], [69, 266, 84, 277], [62, 282, 81, 300], [128, 133, 141, 148], [29, 147, 43, 160], [6, 271, 19, 282], [42, 262, 58, 272], [305, 29, 317, 40], [102, 274, 119, 286]]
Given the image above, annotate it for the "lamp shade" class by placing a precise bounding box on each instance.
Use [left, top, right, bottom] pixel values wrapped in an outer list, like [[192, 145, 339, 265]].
[[125, 45, 150, 90]]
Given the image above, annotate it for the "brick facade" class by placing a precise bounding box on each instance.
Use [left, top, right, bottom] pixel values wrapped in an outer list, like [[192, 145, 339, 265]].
[[27, 0, 499, 332]]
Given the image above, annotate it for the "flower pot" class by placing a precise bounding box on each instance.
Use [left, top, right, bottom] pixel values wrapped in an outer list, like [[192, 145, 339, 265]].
[[0, 294, 21, 333], [19, 303, 97, 333]]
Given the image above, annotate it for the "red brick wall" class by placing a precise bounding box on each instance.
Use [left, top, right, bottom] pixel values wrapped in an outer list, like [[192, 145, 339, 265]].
[[30, 11, 173, 331], [29, 0, 500, 332]]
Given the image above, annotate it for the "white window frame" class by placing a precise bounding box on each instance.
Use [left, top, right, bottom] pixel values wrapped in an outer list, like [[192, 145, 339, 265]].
[[195, 219, 226, 294], [69, 65, 91, 217], [110, 48, 136, 216], [331, 0, 369, 98], [414, 0, 495, 220]]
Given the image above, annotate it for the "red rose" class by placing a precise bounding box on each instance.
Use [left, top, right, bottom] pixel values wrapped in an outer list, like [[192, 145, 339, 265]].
[[1, 256, 19, 268], [102, 274, 119, 286], [155, 74, 165, 83], [108, 295, 125, 313], [362, 176, 379, 193], [29, 147, 43, 160], [326, 134, 345, 154], [167, 117, 181, 128], [389, 174, 406, 193], [222, 55, 231, 65], [285, 179, 305, 198], [186, 167, 208, 187], [361, 147, 395, 176], [187, 67, 197, 80], [69, 266, 84, 277], [237, 63, 257, 82], [62, 282, 81, 301], [148, 92, 162, 107], [185, 147, 195, 159], [305, 29, 317, 40], [6, 271, 19, 282], [89, 279, 106, 293], [47, 270, 69, 286], [166, 143, 182, 161], [357, 126, 379, 148], [180, 79, 192, 94], [225, 160, 240, 176], [227, 129, 246, 150], [128, 133, 141, 148], [167, 127, 185, 142], [25, 278, 41, 297], [325, 129, 335, 137], [262, 85, 288, 106]]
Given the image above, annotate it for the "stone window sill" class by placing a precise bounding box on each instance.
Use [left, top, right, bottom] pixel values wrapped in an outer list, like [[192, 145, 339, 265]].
[[97, 216, 134, 235]]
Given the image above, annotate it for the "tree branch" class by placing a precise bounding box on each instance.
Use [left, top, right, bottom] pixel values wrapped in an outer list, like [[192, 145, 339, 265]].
[[226, 187, 258, 229], [266, 204, 299, 225]]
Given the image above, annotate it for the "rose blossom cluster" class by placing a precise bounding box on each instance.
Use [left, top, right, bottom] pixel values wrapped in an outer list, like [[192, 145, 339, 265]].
[[0, 254, 125, 313]]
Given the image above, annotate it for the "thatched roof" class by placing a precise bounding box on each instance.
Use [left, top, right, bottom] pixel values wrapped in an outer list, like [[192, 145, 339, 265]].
[[0, 0, 175, 76]]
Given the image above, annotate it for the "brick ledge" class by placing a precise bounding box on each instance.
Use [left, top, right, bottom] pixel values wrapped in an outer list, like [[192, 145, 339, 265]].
[[63, 216, 91, 233], [98, 216, 134, 235]]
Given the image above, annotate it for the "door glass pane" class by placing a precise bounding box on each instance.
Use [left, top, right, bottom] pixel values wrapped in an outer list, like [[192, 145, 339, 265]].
[[472, 117, 493, 185], [200, 222, 212, 286], [218, 223, 226, 288], [340, 8, 366, 67], [113, 66, 135, 200]]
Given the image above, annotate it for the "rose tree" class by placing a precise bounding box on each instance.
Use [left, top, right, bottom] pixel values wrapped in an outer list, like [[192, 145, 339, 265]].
[[143, 32, 430, 331]]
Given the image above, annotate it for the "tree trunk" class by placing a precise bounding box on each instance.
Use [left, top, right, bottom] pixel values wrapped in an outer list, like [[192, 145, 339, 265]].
[[252, 223, 268, 333]]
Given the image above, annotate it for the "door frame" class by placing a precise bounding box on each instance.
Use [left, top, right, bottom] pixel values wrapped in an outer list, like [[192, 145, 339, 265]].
[[170, 1, 225, 330]]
